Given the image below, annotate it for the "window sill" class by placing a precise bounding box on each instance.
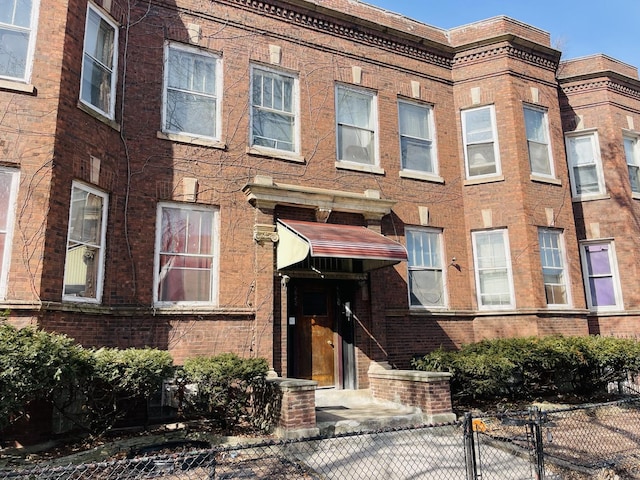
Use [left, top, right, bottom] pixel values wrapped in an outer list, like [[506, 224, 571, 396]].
[[400, 170, 444, 183], [0, 78, 36, 94], [335, 161, 385, 175], [571, 193, 610, 203], [463, 174, 505, 186], [530, 174, 561, 186], [632, 192, 640, 201], [77, 101, 120, 132], [157, 131, 226, 149], [246, 146, 305, 163]]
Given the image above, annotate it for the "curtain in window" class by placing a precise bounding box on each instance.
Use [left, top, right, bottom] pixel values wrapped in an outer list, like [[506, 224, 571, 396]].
[[158, 207, 213, 303], [465, 108, 496, 176], [399, 102, 433, 172], [337, 88, 374, 164], [407, 230, 443, 307], [568, 136, 599, 194], [475, 231, 511, 306], [624, 137, 640, 193], [0, 171, 13, 278], [585, 244, 616, 307], [524, 108, 551, 176]]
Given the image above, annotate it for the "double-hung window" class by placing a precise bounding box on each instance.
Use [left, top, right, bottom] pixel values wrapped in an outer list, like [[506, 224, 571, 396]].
[[624, 135, 640, 195], [63, 182, 108, 303], [565, 132, 605, 198], [406, 228, 445, 308], [0, 168, 19, 299], [580, 241, 623, 311], [538, 229, 569, 306], [472, 229, 514, 309], [524, 105, 554, 177], [0, 0, 38, 82], [163, 43, 220, 140], [80, 4, 118, 119], [398, 100, 436, 174], [462, 105, 500, 178], [251, 66, 297, 153], [336, 85, 377, 165], [154, 203, 218, 305]]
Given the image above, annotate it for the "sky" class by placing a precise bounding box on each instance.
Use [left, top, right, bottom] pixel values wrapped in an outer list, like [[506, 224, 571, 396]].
[[361, 0, 640, 69]]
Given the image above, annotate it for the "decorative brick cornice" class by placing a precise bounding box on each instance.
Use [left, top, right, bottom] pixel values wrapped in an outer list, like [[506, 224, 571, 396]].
[[561, 79, 640, 101], [216, 0, 453, 68], [454, 44, 557, 72]]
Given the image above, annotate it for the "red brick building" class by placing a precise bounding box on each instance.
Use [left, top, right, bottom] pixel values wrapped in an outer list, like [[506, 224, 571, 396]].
[[0, 0, 637, 389]]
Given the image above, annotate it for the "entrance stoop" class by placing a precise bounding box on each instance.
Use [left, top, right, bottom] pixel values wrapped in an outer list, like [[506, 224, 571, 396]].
[[315, 389, 424, 435]]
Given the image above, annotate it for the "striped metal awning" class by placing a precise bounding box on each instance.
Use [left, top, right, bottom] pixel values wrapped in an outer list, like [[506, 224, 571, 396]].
[[276, 219, 407, 271]]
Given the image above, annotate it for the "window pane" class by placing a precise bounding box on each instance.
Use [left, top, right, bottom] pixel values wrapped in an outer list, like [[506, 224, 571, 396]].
[[0, 28, 28, 78], [338, 125, 374, 164], [569, 136, 595, 165], [410, 269, 443, 306], [465, 108, 493, 143], [81, 8, 115, 115], [85, 9, 114, 69], [166, 90, 216, 137], [574, 165, 599, 194], [629, 165, 640, 193], [337, 88, 372, 128], [589, 276, 616, 307], [524, 108, 546, 143], [401, 136, 432, 172], [467, 143, 496, 176], [529, 141, 551, 175], [252, 110, 294, 151], [0, 171, 14, 230], [479, 270, 510, 305], [158, 206, 215, 303], [399, 102, 429, 139], [586, 247, 611, 275]]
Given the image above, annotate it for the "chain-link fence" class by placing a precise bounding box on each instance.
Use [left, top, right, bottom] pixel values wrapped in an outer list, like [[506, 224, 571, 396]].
[[2, 397, 640, 479]]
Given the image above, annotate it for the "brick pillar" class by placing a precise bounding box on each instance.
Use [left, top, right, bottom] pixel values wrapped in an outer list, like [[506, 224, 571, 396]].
[[269, 378, 319, 439]]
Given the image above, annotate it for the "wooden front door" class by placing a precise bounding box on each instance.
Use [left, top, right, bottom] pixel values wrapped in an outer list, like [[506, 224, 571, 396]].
[[292, 282, 336, 387]]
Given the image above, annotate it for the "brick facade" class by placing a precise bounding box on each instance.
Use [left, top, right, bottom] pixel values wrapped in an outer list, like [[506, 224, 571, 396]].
[[1, 0, 639, 390]]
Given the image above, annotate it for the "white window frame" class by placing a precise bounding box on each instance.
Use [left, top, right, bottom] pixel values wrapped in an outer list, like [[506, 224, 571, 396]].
[[579, 240, 623, 312], [153, 202, 219, 307], [250, 65, 299, 154], [62, 182, 109, 303], [0, 168, 19, 299], [406, 227, 446, 309], [162, 42, 221, 141], [462, 105, 501, 179], [623, 133, 640, 197], [565, 131, 606, 199], [472, 229, 515, 310], [398, 100, 437, 175], [79, 3, 118, 119], [0, 0, 40, 83], [524, 105, 554, 178], [335, 84, 378, 166], [538, 228, 571, 307]]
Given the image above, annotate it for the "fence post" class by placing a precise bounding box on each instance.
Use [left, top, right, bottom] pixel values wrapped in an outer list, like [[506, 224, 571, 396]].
[[463, 412, 478, 480], [528, 407, 545, 480]]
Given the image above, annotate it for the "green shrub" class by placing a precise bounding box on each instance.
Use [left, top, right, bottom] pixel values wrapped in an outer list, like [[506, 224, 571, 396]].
[[0, 324, 93, 430], [412, 335, 640, 404], [179, 353, 271, 430], [84, 347, 174, 434]]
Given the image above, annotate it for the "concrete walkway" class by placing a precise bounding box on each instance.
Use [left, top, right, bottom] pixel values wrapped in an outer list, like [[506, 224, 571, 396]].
[[314, 388, 427, 435]]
